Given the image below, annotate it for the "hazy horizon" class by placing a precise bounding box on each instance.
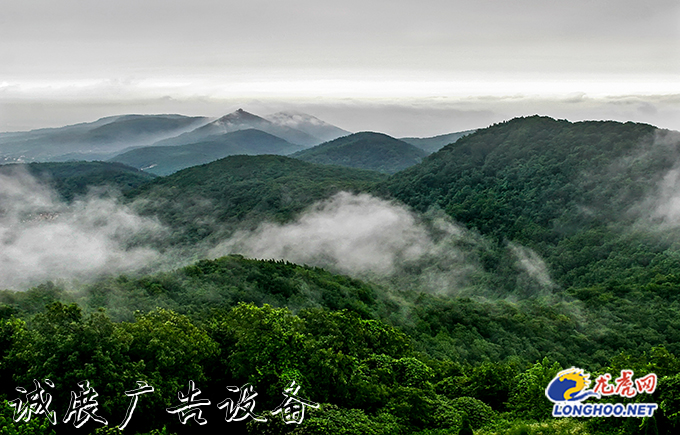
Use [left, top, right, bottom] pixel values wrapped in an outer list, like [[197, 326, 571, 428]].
[[1, 0, 678, 137]]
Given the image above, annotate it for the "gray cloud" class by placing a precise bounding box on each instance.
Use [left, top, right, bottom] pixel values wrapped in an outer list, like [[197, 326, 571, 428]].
[[0, 170, 562, 299], [208, 192, 554, 297], [1, 0, 677, 105], [2, 0, 678, 137]]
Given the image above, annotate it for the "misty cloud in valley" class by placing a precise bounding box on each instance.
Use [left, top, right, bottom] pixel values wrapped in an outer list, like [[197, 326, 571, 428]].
[[209, 192, 556, 296], [210, 192, 438, 275], [0, 171, 563, 296], [645, 131, 680, 227], [0, 168, 163, 289]]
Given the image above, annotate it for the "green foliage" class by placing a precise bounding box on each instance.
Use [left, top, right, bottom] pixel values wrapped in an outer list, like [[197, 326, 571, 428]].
[[451, 397, 495, 429], [208, 303, 412, 410], [0, 161, 155, 201], [659, 374, 680, 428], [0, 282, 64, 318], [209, 303, 308, 401], [2, 289, 680, 434], [2, 303, 217, 433], [382, 116, 677, 289], [117, 308, 218, 430], [5, 302, 134, 419], [292, 132, 428, 174], [84, 256, 379, 321], [246, 405, 403, 435], [459, 417, 474, 435], [457, 361, 520, 411], [128, 155, 386, 245], [506, 358, 562, 420], [477, 418, 590, 435], [0, 400, 56, 435]]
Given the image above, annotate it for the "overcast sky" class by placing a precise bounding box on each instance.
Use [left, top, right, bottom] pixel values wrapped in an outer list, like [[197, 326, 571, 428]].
[[0, 0, 678, 136]]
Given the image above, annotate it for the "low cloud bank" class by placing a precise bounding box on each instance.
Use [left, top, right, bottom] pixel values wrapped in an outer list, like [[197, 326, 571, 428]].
[[0, 169, 558, 296], [0, 168, 163, 289], [210, 192, 436, 276], [623, 130, 680, 229], [210, 192, 554, 296]]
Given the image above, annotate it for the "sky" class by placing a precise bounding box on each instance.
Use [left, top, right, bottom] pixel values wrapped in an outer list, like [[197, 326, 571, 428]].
[[0, 0, 678, 136]]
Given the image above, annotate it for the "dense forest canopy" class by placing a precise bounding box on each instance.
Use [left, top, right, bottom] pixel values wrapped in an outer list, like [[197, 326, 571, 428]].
[[291, 132, 428, 174], [125, 154, 387, 247], [382, 116, 680, 287], [0, 161, 155, 201]]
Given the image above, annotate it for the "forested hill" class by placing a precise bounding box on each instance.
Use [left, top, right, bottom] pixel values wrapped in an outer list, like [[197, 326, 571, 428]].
[[128, 154, 386, 245], [400, 130, 476, 154], [382, 116, 680, 287], [0, 161, 155, 201], [291, 132, 428, 174], [384, 116, 663, 234]]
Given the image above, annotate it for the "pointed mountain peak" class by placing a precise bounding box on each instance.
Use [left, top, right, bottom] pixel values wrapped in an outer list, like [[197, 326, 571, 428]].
[[216, 109, 268, 124], [182, 109, 318, 146]]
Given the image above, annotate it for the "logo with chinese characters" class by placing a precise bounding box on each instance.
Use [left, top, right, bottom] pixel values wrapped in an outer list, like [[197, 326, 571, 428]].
[[7, 379, 318, 430], [8, 379, 154, 430], [545, 367, 658, 418]]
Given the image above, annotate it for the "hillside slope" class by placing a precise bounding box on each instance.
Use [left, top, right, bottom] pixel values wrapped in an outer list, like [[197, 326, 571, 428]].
[[382, 116, 680, 286], [400, 130, 476, 154], [0, 114, 208, 162], [110, 129, 302, 175], [128, 154, 386, 245], [0, 161, 155, 200], [292, 132, 428, 174], [155, 109, 320, 148]]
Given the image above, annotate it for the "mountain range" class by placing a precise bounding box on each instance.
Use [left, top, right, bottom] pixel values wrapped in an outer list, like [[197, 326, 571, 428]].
[[152, 109, 324, 148], [0, 109, 470, 175], [110, 129, 302, 176], [0, 114, 209, 162], [400, 130, 476, 154], [0, 160, 155, 201]]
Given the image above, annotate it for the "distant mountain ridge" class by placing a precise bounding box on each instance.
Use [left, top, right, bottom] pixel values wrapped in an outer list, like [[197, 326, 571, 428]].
[[291, 131, 428, 174], [157, 109, 321, 148], [0, 161, 155, 201], [0, 114, 209, 162], [265, 111, 351, 143], [400, 130, 476, 154], [110, 129, 303, 176], [0, 109, 480, 176]]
